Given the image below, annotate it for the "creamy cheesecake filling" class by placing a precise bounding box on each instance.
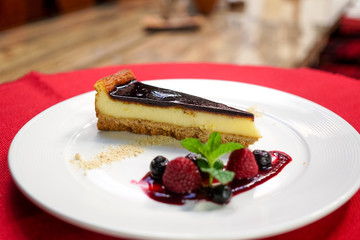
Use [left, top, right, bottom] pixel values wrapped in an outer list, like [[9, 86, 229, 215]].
[[96, 89, 261, 138]]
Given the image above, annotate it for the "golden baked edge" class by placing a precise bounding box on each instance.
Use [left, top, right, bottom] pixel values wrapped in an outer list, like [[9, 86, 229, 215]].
[[94, 69, 135, 93]]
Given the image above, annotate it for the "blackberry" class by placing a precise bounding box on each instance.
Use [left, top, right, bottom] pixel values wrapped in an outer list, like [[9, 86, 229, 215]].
[[150, 155, 169, 179], [211, 185, 232, 204], [253, 149, 272, 170]]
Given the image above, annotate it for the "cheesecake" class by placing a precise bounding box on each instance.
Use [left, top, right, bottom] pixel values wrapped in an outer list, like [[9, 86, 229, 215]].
[[94, 69, 261, 146]]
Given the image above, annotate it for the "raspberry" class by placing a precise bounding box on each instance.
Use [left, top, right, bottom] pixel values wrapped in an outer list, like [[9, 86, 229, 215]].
[[162, 157, 202, 194], [226, 148, 258, 179]]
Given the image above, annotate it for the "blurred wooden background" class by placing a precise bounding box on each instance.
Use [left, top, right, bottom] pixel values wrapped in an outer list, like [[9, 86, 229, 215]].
[[0, 0, 353, 84]]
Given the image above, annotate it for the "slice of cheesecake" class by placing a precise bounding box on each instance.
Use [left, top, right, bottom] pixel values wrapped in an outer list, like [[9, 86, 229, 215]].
[[94, 69, 261, 146]]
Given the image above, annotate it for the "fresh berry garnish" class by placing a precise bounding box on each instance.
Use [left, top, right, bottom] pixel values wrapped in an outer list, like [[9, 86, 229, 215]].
[[211, 185, 233, 204], [186, 153, 208, 178], [226, 148, 258, 179], [150, 155, 169, 179], [253, 149, 272, 170], [181, 132, 242, 186], [186, 153, 198, 162], [162, 157, 202, 194]]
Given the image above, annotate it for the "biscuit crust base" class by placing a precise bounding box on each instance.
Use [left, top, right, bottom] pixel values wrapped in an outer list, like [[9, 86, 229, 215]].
[[96, 112, 259, 147]]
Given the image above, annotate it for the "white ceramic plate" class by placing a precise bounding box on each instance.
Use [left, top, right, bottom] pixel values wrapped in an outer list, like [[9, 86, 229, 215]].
[[9, 79, 360, 240]]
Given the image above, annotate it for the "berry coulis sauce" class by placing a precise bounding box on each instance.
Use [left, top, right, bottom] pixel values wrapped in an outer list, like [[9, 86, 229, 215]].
[[137, 151, 291, 205]]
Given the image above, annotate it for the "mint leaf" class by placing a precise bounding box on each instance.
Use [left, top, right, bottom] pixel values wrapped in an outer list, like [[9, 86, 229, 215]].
[[213, 169, 235, 184], [201, 168, 235, 184], [181, 138, 204, 154], [196, 159, 209, 169], [206, 132, 221, 152], [211, 142, 243, 161], [213, 160, 224, 170]]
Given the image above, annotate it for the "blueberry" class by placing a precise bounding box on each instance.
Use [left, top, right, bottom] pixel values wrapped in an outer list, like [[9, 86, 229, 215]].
[[150, 156, 169, 179], [253, 149, 272, 170], [211, 185, 232, 204], [186, 153, 198, 162]]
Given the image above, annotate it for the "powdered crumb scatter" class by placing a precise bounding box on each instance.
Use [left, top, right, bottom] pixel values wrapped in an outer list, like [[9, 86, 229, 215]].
[[71, 135, 179, 171], [73, 144, 144, 171]]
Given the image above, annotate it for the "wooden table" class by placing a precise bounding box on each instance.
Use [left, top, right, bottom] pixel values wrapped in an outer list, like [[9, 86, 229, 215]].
[[0, 0, 351, 84]]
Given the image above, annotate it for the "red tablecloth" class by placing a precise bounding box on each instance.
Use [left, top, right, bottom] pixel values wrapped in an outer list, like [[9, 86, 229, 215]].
[[1, 63, 359, 240]]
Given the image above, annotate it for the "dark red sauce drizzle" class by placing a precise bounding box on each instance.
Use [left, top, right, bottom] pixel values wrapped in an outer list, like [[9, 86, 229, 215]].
[[137, 151, 291, 205]]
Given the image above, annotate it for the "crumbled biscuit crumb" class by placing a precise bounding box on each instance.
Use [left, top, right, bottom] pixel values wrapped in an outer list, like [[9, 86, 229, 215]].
[[74, 153, 82, 160], [134, 135, 179, 146]]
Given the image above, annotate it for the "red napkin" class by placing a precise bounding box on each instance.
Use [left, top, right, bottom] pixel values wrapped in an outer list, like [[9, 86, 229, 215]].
[[1, 63, 359, 240], [339, 16, 360, 36]]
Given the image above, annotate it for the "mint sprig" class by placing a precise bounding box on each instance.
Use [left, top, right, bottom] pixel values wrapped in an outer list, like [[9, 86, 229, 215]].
[[181, 132, 243, 186]]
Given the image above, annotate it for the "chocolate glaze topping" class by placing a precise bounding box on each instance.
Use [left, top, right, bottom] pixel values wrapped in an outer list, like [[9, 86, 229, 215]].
[[109, 79, 254, 118]]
